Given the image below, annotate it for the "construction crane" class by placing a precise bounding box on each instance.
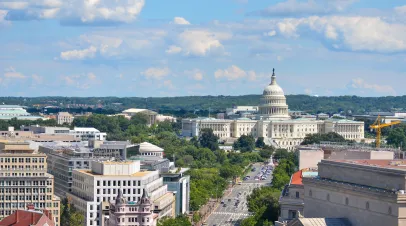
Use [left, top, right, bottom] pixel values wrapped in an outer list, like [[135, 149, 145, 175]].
[[369, 115, 401, 148]]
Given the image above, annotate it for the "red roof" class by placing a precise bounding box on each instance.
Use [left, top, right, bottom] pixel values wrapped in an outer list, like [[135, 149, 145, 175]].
[[291, 170, 303, 185], [0, 209, 54, 226]]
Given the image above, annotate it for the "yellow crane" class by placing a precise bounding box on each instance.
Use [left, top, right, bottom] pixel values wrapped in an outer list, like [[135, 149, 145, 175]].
[[369, 115, 401, 148]]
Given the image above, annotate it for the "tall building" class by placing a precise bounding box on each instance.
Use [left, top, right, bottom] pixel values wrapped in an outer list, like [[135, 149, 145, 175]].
[[105, 189, 157, 226], [182, 69, 364, 150], [303, 159, 406, 226], [0, 140, 60, 225], [91, 140, 138, 160], [56, 112, 74, 125], [67, 160, 174, 226], [160, 168, 190, 216], [39, 142, 110, 198]]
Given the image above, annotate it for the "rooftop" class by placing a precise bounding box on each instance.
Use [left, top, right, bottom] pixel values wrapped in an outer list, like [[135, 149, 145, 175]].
[[0, 209, 54, 226], [330, 159, 406, 170], [290, 168, 318, 186], [290, 217, 352, 226], [76, 169, 153, 177]]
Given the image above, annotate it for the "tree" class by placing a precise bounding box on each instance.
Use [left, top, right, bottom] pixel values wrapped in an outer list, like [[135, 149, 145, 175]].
[[255, 137, 265, 148], [219, 164, 242, 179], [157, 215, 192, 226], [198, 128, 219, 151], [130, 113, 149, 125], [245, 187, 281, 225], [60, 198, 85, 226], [259, 149, 273, 159], [233, 135, 255, 152], [301, 132, 347, 145], [387, 127, 406, 149]]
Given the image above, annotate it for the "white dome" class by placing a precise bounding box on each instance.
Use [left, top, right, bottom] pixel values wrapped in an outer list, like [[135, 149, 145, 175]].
[[139, 142, 163, 152], [263, 71, 284, 96], [263, 83, 284, 96]]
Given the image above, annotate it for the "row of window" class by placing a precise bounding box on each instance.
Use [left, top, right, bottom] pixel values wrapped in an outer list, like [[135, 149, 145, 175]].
[[0, 172, 46, 177], [0, 157, 45, 163], [0, 188, 51, 193], [0, 180, 51, 186], [96, 180, 142, 187]]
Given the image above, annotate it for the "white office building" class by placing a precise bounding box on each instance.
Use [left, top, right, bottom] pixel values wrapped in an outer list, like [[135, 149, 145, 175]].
[[67, 160, 174, 226]]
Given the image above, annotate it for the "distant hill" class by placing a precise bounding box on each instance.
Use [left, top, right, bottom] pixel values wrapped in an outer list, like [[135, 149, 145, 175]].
[[2, 95, 406, 115]]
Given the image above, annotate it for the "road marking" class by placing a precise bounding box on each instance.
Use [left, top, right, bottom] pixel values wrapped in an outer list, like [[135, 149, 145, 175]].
[[212, 212, 251, 216]]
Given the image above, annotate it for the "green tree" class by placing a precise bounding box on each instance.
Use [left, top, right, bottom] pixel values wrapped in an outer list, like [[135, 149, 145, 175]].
[[246, 187, 281, 225], [157, 215, 192, 226], [259, 149, 273, 160], [233, 135, 255, 152], [130, 113, 149, 125], [387, 127, 406, 149], [60, 198, 85, 226], [219, 163, 242, 179], [255, 137, 265, 148], [198, 128, 219, 151], [301, 132, 347, 145]]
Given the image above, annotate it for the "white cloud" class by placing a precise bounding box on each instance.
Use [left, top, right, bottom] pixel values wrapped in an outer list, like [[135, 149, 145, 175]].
[[395, 5, 406, 14], [31, 74, 43, 83], [276, 16, 406, 53], [263, 30, 276, 36], [214, 65, 248, 80], [3, 66, 25, 79], [163, 80, 175, 89], [165, 45, 182, 54], [175, 30, 232, 56], [0, 0, 145, 24], [87, 72, 96, 80], [349, 78, 396, 95], [173, 17, 190, 25], [60, 46, 97, 60], [185, 69, 204, 81], [249, 0, 356, 17], [142, 67, 170, 79]]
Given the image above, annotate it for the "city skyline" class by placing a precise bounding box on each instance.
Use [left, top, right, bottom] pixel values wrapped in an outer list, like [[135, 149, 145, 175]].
[[0, 0, 405, 97]]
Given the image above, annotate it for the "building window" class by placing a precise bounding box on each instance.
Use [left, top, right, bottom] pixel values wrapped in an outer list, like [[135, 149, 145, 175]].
[[345, 197, 349, 205], [295, 192, 299, 198], [389, 206, 392, 215], [309, 190, 312, 197], [326, 194, 330, 201], [366, 202, 369, 210]]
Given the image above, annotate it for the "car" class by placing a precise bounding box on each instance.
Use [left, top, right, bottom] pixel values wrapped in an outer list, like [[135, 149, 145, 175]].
[[221, 200, 225, 204], [255, 178, 259, 181], [238, 181, 242, 185]]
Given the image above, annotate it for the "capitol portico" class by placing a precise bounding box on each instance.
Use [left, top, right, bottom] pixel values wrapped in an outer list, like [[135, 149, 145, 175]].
[[182, 69, 364, 150]]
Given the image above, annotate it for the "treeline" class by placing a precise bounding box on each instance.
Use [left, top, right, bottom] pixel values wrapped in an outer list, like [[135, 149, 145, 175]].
[[6, 94, 406, 115]]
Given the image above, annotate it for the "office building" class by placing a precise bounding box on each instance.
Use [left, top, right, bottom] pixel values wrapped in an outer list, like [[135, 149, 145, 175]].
[[39, 142, 110, 198], [56, 112, 74, 125], [0, 140, 60, 225], [303, 159, 406, 226], [105, 189, 157, 226], [91, 140, 138, 160], [121, 109, 158, 126], [67, 160, 174, 226], [275, 169, 318, 226], [160, 168, 190, 216], [21, 125, 107, 141]]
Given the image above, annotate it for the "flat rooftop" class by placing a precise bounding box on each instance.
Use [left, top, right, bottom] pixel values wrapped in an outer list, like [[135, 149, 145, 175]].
[[76, 169, 153, 177], [291, 168, 318, 185], [330, 159, 406, 170]]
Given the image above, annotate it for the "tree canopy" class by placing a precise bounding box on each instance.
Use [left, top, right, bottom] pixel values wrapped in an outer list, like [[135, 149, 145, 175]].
[[198, 128, 219, 151], [233, 135, 256, 152], [300, 132, 348, 145]]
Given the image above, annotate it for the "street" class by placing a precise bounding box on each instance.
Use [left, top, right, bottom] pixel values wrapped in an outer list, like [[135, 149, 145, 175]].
[[204, 162, 273, 226]]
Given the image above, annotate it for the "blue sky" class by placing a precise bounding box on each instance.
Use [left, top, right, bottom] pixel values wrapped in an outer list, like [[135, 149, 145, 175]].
[[0, 0, 405, 97]]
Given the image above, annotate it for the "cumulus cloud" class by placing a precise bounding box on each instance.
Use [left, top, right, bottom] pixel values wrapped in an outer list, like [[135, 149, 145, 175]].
[[215, 65, 253, 81], [349, 78, 396, 95], [248, 0, 356, 17], [173, 17, 190, 25], [142, 67, 170, 79], [263, 30, 276, 36], [60, 46, 97, 60], [185, 69, 204, 81], [3, 66, 25, 79], [165, 45, 182, 54], [275, 16, 406, 53], [173, 29, 232, 56], [0, 0, 145, 24]]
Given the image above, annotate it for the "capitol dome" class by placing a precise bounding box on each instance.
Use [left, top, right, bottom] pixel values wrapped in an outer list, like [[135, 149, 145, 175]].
[[258, 69, 290, 120]]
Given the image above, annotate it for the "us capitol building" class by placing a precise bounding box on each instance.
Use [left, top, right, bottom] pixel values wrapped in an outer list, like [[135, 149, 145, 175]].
[[182, 69, 364, 150]]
